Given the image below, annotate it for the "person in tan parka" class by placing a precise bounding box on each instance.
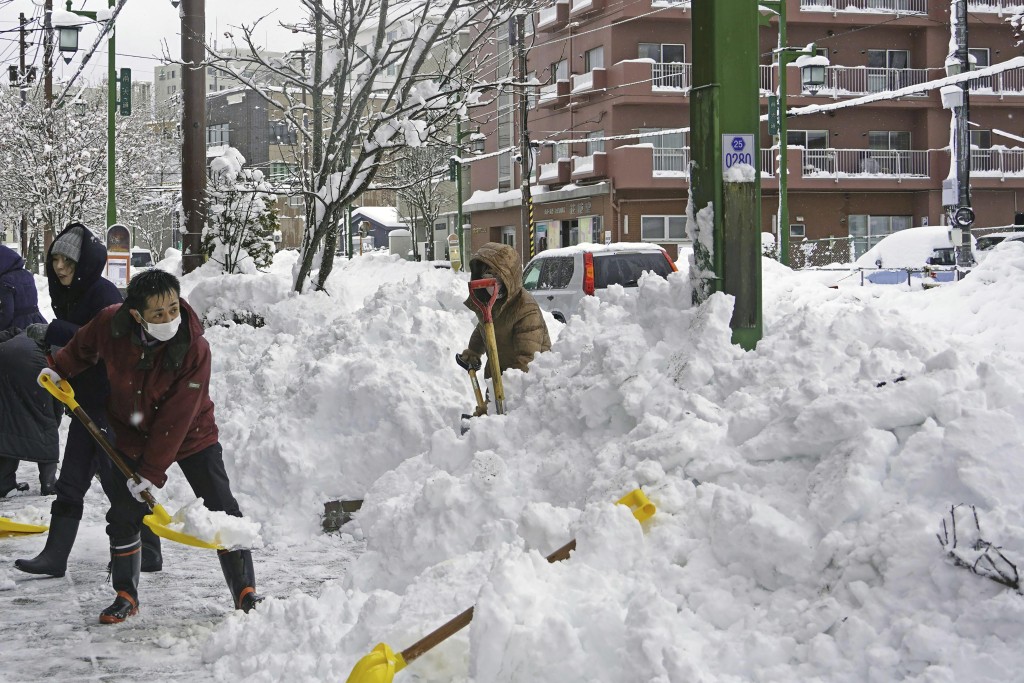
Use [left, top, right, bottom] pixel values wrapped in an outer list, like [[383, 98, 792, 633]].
[[458, 243, 551, 413]]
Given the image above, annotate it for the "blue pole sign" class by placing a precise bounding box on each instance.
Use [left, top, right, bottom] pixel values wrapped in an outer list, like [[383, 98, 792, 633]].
[[722, 134, 755, 179]]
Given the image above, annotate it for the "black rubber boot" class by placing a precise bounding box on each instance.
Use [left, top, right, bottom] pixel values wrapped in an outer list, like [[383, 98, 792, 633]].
[[99, 535, 141, 624], [140, 525, 163, 573], [38, 462, 58, 496], [218, 549, 262, 612], [14, 511, 80, 578]]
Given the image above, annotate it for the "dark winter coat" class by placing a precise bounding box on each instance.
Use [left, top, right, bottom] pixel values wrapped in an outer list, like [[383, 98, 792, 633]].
[[0, 333, 59, 464], [52, 298, 218, 488], [462, 242, 551, 378], [0, 244, 45, 335], [43, 223, 122, 411]]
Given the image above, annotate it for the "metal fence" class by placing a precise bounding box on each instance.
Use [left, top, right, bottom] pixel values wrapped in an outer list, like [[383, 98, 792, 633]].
[[819, 66, 930, 96], [971, 149, 1024, 175], [788, 236, 856, 269], [653, 147, 690, 173]]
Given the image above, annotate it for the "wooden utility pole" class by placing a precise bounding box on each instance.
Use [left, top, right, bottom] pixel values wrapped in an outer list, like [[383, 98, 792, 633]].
[[180, 0, 206, 274]]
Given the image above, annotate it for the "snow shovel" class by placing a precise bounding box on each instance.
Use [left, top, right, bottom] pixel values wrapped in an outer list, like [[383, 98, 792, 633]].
[[38, 372, 225, 551], [455, 353, 486, 434], [0, 518, 48, 538], [344, 488, 656, 683], [467, 278, 505, 415]]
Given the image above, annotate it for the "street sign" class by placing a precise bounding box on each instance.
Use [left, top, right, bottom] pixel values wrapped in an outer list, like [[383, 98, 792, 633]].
[[119, 67, 132, 116], [768, 95, 779, 136], [722, 134, 755, 177]]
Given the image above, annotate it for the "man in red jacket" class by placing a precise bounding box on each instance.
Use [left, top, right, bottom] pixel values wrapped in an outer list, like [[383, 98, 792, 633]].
[[41, 269, 259, 624]]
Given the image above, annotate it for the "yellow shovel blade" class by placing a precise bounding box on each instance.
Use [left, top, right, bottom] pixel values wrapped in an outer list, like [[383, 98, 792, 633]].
[[346, 643, 407, 683], [617, 488, 656, 523], [143, 504, 225, 551], [0, 517, 49, 537]]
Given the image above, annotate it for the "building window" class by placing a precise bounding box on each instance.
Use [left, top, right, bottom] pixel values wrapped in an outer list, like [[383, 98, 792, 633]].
[[867, 49, 909, 91], [551, 59, 568, 83], [269, 163, 295, 182], [501, 226, 516, 247], [168, 85, 176, 94], [787, 130, 829, 149], [386, 31, 398, 76], [586, 130, 604, 155], [206, 123, 229, 146], [790, 223, 806, 239], [848, 214, 912, 259], [269, 120, 297, 145], [969, 48, 991, 88], [637, 43, 684, 64], [289, 194, 305, 207], [585, 46, 604, 72], [868, 131, 910, 151], [971, 129, 994, 170], [641, 215, 687, 242], [639, 128, 687, 172]]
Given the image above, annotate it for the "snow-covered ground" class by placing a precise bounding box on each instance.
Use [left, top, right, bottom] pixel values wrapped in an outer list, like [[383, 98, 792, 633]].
[[3, 240, 1024, 682]]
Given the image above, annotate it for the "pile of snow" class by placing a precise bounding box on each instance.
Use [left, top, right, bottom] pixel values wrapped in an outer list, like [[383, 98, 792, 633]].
[[29, 244, 1024, 681]]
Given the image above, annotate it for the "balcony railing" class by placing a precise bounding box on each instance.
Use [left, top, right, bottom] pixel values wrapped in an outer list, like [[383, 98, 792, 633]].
[[653, 147, 690, 173], [652, 63, 691, 90], [966, 0, 1024, 13], [537, 2, 568, 29], [969, 68, 1024, 96], [762, 149, 776, 177], [760, 65, 774, 95], [800, 148, 929, 177], [970, 149, 1024, 176], [572, 71, 594, 93], [817, 66, 930, 97], [799, 0, 927, 13]]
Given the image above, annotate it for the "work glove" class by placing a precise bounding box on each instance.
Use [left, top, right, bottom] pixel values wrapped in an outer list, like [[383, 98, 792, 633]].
[[26, 323, 48, 344], [37, 367, 63, 389], [456, 351, 481, 371], [127, 476, 154, 503]]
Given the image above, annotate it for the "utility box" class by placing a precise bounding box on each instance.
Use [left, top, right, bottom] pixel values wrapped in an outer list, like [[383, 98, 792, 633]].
[[389, 228, 413, 259]]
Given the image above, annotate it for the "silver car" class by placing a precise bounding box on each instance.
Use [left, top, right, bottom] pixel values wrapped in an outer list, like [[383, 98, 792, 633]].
[[522, 244, 677, 323]]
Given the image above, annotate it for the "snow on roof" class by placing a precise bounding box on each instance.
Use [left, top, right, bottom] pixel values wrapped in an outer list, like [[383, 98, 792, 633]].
[[533, 241, 671, 258], [352, 206, 407, 228]]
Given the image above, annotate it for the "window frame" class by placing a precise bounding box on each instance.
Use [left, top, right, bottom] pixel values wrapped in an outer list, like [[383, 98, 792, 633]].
[[640, 215, 687, 243], [584, 46, 604, 72]]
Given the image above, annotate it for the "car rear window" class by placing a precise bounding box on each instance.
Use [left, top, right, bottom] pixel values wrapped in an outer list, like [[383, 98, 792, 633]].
[[593, 252, 672, 289], [523, 256, 574, 290], [131, 252, 153, 268]]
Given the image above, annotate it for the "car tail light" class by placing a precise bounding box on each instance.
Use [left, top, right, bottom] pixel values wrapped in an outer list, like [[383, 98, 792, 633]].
[[662, 250, 678, 272], [583, 252, 595, 295]]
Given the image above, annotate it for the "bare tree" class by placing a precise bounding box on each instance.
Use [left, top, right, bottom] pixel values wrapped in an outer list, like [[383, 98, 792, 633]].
[[204, 0, 531, 292], [0, 86, 179, 268], [395, 144, 456, 260]]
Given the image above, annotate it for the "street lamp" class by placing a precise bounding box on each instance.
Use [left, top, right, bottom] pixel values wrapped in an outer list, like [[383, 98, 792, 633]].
[[770, 43, 826, 267], [54, 1, 119, 230], [451, 121, 485, 272]]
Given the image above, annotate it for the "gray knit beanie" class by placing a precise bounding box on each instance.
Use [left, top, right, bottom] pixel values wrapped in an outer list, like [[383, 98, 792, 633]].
[[51, 227, 83, 263]]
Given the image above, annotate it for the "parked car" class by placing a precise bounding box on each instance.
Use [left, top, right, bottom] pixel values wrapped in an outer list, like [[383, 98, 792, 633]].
[[522, 243, 677, 323], [975, 230, 1024, 254]]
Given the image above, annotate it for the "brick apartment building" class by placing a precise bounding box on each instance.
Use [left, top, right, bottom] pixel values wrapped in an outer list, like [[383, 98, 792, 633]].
[[464, 0, 1024, 264]]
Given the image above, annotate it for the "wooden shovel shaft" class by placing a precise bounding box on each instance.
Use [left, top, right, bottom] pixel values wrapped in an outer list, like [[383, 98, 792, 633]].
[[400, 539, 577, 665], [481, 323, 505, 415], [468, 369, 486, 411], [70, 405, 157, 510]]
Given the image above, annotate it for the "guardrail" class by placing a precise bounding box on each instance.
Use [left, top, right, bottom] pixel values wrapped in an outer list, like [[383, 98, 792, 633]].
[[652, 62, 691, 90]]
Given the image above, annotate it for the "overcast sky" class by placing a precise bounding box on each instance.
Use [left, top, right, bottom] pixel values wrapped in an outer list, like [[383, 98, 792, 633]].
[[1, 0, 306, 85]]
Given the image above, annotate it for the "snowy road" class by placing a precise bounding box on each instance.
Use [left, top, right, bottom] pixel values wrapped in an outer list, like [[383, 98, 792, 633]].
[[0, 471, 362, 683]]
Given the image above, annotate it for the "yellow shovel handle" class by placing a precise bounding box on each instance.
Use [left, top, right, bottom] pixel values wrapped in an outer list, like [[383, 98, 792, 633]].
[[39, 373, 79, 412]]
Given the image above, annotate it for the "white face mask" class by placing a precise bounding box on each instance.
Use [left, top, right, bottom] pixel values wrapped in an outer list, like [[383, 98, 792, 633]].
[[143, 316, 181, 342]]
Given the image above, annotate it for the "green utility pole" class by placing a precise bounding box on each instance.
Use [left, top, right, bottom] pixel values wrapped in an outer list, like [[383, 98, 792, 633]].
[[691, 0, 762, 349], [762, 1, 818, 267], [66, 0, 117, 228]]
